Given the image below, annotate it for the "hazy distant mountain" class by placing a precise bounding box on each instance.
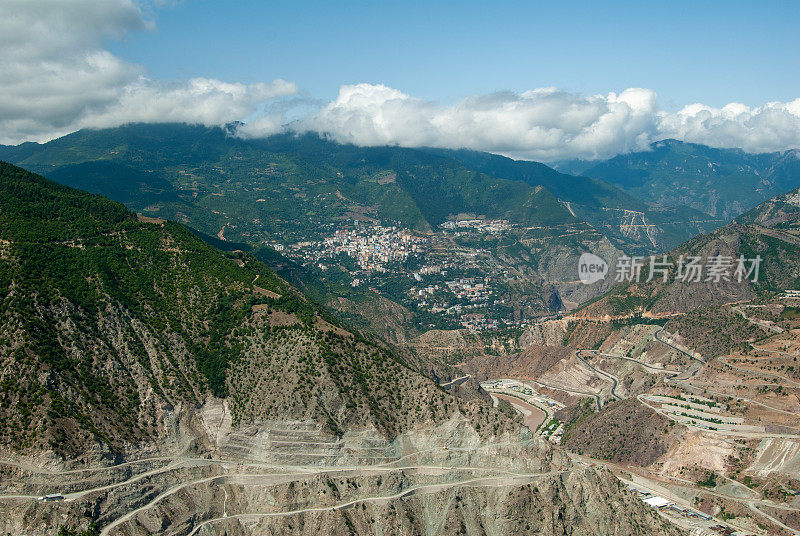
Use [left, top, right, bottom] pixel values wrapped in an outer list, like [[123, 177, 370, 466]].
[[579, 139, 800, 220]]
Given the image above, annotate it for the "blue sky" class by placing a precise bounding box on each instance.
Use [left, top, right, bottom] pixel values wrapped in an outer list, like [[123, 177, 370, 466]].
[[114, 0, 800, 109], [2, 0, 799, 159]]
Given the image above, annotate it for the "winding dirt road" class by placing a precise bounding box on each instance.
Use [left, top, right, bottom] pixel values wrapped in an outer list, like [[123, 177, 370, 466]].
[[183, 471, 565, 536]]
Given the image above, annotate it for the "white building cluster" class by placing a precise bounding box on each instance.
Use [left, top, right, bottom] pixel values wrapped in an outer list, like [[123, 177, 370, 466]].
[[289, 224, 428, 273], [440, 218, 513, 234], [324, 226, 427, 272]]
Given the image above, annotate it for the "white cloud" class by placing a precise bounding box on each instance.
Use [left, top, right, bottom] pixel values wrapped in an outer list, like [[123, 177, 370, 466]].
[[291, 84, 663, 161], [288, 83, 800, 161], [77, 77, 297, 130], [0, 0, 296, 144], [3, 2, 799, 160], [658, 99, 800, 155]]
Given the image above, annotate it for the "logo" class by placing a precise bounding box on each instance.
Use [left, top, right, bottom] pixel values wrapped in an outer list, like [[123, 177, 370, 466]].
[[578, 253, 608, 285], [576, 253, 761, 285]]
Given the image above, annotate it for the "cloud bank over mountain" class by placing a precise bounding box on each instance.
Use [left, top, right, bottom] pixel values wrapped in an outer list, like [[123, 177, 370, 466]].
[[288, 84, 661, 161], [2, 0, 799, 161], [658, 100, 800, 156], [286, 84, 800, 161], [0, 0, 296, 144]]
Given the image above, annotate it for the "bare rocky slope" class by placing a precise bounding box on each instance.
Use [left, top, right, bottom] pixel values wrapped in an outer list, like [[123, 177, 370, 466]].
[[576, 186, 800, 318], [0, 163, 682, 536], [559, 398, 680, 466]]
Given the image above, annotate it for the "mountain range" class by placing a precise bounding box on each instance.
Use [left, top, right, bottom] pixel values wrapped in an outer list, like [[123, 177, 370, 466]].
[[566, 139, 800, 220], [0, 161, 681, 536], [3, 126, 800, 535], [2, 124, 781, 340], [0, 125, 699, 253]]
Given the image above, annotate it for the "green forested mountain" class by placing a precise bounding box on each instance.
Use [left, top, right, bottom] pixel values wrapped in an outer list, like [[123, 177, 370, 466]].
[[580, 139, 800, 220], [0, 124, 580, 241], [0, 124, 650, 337], [432, 147, 722, 250], [0, 124, 760, 340], [0, 124, 718, 253], [0, 162, 504, 455]]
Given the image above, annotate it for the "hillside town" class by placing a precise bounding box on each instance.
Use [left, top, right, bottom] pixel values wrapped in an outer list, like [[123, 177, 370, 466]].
[[286, 223, 428, 272], [277, 221, 530, 332]]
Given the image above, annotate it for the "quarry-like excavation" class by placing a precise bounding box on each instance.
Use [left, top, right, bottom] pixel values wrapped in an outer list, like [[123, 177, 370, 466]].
[[486, 329, 703, 414], [521, 329, 703, 411], [586, 350, 681, 376], [654, 328, 706, 363], [478, 315, 800, 535], [181, 471, 563, 536], [573, 350, 622, 400], [582, 453, 800, 536], [1, 441, 546, 500], [526, 377, 603, 411], [1, 421, 585, 536], [98, 466, 566, 536], [636, 394, 799, 439]]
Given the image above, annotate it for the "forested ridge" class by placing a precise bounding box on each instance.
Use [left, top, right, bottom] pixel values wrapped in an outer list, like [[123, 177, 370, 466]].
[[0, 162, 508, 455]]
